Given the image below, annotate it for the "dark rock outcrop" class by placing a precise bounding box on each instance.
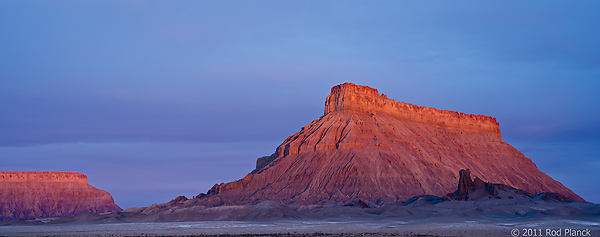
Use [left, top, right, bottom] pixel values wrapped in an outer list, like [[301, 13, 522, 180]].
[[168, 196, 189, 206], [344, 200, 370, 208], [252, 155, 276, 174], [534, 192, 572, 203], [449, 169, 502, 200], [446, 169, 576, 203]]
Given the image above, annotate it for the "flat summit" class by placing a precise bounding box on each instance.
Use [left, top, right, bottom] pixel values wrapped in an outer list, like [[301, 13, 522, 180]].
[[197, 83, 581, 206]]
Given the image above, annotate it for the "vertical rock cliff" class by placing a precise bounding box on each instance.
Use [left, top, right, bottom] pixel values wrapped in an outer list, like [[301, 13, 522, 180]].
[[0, 171, 121, 220], [195, 83, 582, 207]]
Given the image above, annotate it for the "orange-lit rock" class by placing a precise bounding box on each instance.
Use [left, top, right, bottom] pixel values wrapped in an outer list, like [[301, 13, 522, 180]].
[[195, 83, 582, 206], [0, 171, 121, 220]]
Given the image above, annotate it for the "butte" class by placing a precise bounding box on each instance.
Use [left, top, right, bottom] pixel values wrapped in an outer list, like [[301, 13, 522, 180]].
[[193, 83, 582, 207]]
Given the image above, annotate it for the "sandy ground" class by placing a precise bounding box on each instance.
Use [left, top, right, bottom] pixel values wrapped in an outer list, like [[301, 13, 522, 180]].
[[1, 217, 599, 237]]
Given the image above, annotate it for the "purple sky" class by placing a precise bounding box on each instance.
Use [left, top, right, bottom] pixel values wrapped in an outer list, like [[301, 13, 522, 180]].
[[1, 1, 599, 208]]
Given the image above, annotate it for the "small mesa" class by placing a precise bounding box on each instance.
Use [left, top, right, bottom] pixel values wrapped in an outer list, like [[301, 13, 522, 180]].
[[0, 171, 121, 221]]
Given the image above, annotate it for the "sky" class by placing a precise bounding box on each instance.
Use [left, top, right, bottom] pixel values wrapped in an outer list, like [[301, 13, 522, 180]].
[[1, 1, 599, 208]]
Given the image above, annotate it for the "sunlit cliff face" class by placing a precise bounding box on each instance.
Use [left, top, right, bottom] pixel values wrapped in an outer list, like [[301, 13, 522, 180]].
[[0, 171, 88, 184], [324, 82, 501, 138], [277, 82, 502, 158]]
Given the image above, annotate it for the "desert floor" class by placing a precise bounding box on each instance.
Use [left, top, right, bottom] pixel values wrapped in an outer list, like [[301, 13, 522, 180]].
[[1, 217, 599, 237]]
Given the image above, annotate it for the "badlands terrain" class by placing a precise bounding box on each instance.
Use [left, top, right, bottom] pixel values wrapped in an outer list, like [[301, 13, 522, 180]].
[[2, 169, 598, 236]]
